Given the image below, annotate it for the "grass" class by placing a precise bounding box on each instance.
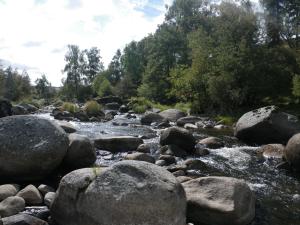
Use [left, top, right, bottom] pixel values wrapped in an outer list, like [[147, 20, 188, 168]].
[[83, 100, 102, 115], [214, 115, 236, 126], [61, 102, 79, 113]]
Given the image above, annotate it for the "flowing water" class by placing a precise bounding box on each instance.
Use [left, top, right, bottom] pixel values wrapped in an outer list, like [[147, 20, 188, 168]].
[[37, 113, 300, 225]]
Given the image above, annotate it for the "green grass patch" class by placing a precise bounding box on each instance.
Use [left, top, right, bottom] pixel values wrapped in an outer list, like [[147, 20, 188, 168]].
[[215, 115, 236, 126], [61, 102, 79, 113], [83, 100, 102, 115]]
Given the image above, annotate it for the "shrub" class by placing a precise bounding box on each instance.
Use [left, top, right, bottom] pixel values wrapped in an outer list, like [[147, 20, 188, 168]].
[[84, 100, 102, 116], [174, 102, 191, 114], [61, 102, 79, 113], [128, 97, 152, 114], [215, 115, 236, 126]]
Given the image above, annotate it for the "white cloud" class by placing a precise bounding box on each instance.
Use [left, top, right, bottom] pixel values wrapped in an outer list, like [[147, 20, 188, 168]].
[[0, 0, 172, 86]]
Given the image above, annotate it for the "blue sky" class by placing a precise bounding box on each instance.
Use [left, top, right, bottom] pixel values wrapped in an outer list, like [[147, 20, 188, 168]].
[[0, 0, 173, 86]]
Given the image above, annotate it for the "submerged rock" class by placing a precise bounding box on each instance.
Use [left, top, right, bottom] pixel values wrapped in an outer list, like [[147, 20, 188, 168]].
[[160, 127, 196, 153], [51, 161, 186, 225], [0, 115, 69, 181], [93, 136, 143, 153], [182, 176, 255, 225], [234, 105, 300, 145]]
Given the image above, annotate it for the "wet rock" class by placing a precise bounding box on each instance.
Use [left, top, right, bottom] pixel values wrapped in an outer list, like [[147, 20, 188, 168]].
[[125, 153, 155, 163], [105, 102, 120, 110], [176, 176, 192, 183], [12, 105, 28, 115], [167, 164, 187, 173], [74, 111, 89, 122], [44, 192, 55, 208], [51, 161, 186, 225], [141, 113, 164, 125], [194, 146, 210, 156], [119, 105, 129, 113], [158, 155, 176, 165], [0, 185, 19, 201], [136, 144, 151, 153], [0, 99, 12, 118], [64, 134, 96, 169], [285, 134, 300, 170], [156, 121, 171, 128], [0, 116, 69, 181], [257, 144, 285, 159], [160, 145, 188, 158], [57, 121, 77, 133], [160, 127, 196, 153], [37, 185, 55, 196], [276, 161, 291, 170], [155, 160, 167, 166], [235, 105, 300, 145], [2, 214, 48, 225], [198, 137, 224, 149], [104, 111, 117, 121], [176, 116, 202, 127], [17, 185, 43, 205], [19, 104, 38, 113], [94, 136, 143, 153], [182, 177, 255, 225], [184, 123, 198, 130], [0, 196, 25, 217], [183, 159, 208, 171], [214, 124, 228, 129], [159, 109, 186, 122]]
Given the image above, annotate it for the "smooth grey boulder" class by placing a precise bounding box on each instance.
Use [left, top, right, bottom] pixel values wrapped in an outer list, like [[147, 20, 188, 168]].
[[64, 134, 96, 169], [198, 137, 224, 149], [160, 127, 196, 153], [136, 144, 151, 153], [257, 144, 285, 159], [182, 176, 255, 225], [0, 196, 25, 217], [17, 185, 43, 205], [124, 153, 155, 163], [44, 192, 56, 208], [37, 185, 55, 196], [2, 214, 48, 225], [159, 109, 186, 122], [285, 134, 300, 170], [93, 136, 143, 153], [0, 116, 69, 181], [176, 116, 203, 127], [51, 161, 186, 225], [234, 106, 300, 145], [0, 185, 19, 201], [56, 121, 77, 133], [141, 113, 165, 125]]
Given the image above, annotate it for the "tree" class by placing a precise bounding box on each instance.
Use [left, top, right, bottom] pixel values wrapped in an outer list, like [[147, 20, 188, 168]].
[[35, 74, 51, 99], [107, 49, 123, 85], [3, 67, 17, 101], [92, 74, 114, 97], [85, 47, 104, 84]]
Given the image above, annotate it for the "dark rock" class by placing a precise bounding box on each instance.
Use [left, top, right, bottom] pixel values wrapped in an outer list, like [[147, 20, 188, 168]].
[[96, 96, 122, 105], [12, 105, 28, 115], [56, 121, 77, 133], [104, 111, 117, 121], [93, 136, 143, 153], [141, 113, 164, 125], [18, 104, 38, 113], [74, 111, 89, 122], [158, 155, 176, 165], [136, 144, 151, 153], [159, 109, 186, 122], [125, 153, 155, 163], [0, 116, 69, 181], [182, 177, 255, 225], [64, 134, 96, 169], [194, 145, 210, 156], [160, 127, 196, 153], [172, 170, 186, 177], [184, 159, 208, 171], [51, 161, 186, 225], [0, 99, 12, 118], [234, 105, 300, 145], [2, 214, 48, 225], [105, 102, 120, 110], [160, 145, 188, 158], [176, 116, 202, 127], [119, 105, 129, 113]]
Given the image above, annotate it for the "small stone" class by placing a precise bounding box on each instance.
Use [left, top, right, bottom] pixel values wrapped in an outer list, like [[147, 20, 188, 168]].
[[198, 137, 224, 149], [44, 192, 56, 208], [0, 185, 19, 201], [184, 159, 208, 170], [136, 144, 151, 153], [172, 170, 186, 177], [125, 153, 155, 163], [167, 164, 187, 173], [17, 185, 43, 205], [194, 146, 210, 156], [158, 155, 176, 165], [38, 185, 55, 196], [155, 160, 167, 166], [0, 196, 25, 217], [184, 123, 198, 130]]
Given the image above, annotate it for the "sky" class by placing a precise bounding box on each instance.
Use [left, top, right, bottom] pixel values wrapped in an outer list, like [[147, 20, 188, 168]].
[[0, 0, 173, 86]]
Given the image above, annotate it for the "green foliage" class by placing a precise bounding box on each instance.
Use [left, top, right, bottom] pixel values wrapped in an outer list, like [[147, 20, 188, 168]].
[[35, 74, 52, 100], [128, 97, 152, 114], [215, 115, 236, 126], [83, 100, 102, 116], [93, 75, 114, 97], [61, 102, 79, 113], [293, 75, 300, 98], [174, 102, 191, 114]]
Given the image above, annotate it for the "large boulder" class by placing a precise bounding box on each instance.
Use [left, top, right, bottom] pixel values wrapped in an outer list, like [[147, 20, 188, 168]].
[[182, 176, 255, 225], [234, 106, 300, 145], [160, 127, 196, 153], [0, 116, 69, 181], [141, 113, 165, 125], [11, 105, 28, 115], [93, 136, 143, 153], [0, 99, 12, 118], [159, 109, 186, 122], [64, 134, 96, 169], [285, 134, 300, 170], [51, 161, 186, 225]]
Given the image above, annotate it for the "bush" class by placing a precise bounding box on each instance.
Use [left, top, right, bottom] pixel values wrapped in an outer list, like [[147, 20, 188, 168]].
[[215, 115, 236, 126], [61, 102, 79, 113], [128, 97, 152, 114], [174, 102, 191, 114], [93, 75, 114, 97], [83, 100, 102, 116]]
